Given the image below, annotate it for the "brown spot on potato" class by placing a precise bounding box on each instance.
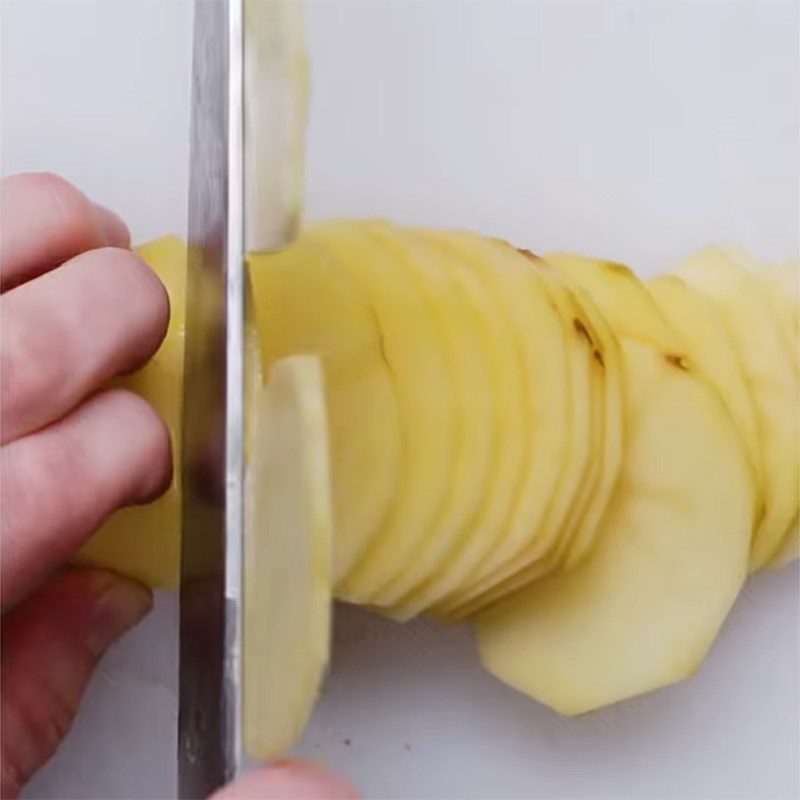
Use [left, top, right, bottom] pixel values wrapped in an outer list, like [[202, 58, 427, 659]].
[[517, 247, 542, 263], [573, 317, 593, 347], [665, 353, 689, 371], [593, 349, 605, 367]]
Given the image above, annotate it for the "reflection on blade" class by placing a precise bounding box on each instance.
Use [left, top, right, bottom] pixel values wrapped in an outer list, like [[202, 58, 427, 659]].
[[178, 0, 244, 797]]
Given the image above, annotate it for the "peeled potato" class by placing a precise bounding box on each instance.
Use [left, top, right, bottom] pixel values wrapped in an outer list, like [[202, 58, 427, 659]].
[[74, 235, 186, 589], [249, 234, 402, 583], [476, 340, 753, 715], [386, 231, 527, 620], [675, 248, 798, 569], [243, 355, 332, 759]]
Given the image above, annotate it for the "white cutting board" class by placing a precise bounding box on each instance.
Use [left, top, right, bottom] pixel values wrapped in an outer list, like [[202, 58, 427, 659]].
[[3, 2, 798, 798]]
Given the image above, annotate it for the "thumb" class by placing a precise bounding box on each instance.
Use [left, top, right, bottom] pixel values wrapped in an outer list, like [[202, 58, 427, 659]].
[[211, 761, 359, 800], [1, 569, 152, 798]]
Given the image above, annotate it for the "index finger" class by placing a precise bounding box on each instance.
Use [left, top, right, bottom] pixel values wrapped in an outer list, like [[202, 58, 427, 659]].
[[0, 173, 130, 291]]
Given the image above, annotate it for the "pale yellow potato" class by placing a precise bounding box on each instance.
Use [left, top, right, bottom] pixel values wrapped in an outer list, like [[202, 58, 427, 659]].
[[648, 274, 762, 493], [435, 255, 596, 617], [675, 248, 798, 569], [427, 235, 571, 613], [249, 234, 401, 582], [385, 231, 527, 621], [476, 340, 753, 715], [369, 226, 495, 607], [441, 279, 624, 621], [243, 356, 332, 759], [74, 235, 186, 590], [326, 221, 457, 603]]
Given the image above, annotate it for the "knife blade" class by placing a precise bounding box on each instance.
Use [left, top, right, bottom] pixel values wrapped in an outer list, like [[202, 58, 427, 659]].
[[178, 0, 244, 796]]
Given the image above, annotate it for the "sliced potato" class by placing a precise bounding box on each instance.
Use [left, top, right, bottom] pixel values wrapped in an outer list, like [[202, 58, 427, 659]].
[[75, 235, 186, 590], [435, 255, 597, 617], [243, 355, 332, 759], [326, 222, 457, 603], [476, 340, 753, 715], [545, 252, 682, 352], [442, 279, 625, 621], [249, 234, 401, 583], [385, 231, 527, 620], [427, 235, 571, 612], [675, 248, 798, 569], [647, 274, 762, 488], [370, 226, 495, 607]]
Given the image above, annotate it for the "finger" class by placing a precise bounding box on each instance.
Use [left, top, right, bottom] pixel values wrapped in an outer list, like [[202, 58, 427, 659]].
[[211, 761, 360, 800], [1, 388, 171, 609], [1, 569, 152, 799], [0, 172, 130, 291], [1, 246, 169, 443]]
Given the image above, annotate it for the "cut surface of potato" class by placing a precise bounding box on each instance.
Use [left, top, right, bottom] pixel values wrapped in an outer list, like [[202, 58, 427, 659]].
[[243, 355, 332, 760], [371, 226, 496, 606], [249, 234, 401, 583], [545, 252, 682, 352], [675, 248, 798, 569], [647, 274, 762, 488], [435, 255, 596, 616], [386, 231, 528, 620], [427, 235, 571, 612], [75, 235, 186, 589], [442, 280, 624, 621], [476, 340, 753, 715], [326, 222, 457, 603]]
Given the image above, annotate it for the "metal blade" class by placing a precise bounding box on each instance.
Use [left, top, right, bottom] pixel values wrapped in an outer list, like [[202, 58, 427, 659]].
[[179, 0, 244, 797]]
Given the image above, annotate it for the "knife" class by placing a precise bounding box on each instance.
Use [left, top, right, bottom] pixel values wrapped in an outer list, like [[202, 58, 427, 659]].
[[178, 2, 306, 797]]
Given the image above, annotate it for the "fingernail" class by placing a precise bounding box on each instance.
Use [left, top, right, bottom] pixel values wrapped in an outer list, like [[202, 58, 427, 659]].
[[87, 578, 153, 657], [91, 202, 131, 249]]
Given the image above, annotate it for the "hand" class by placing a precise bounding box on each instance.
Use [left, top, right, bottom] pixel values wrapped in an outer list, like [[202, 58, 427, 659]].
[[0, 173, 356, 800]]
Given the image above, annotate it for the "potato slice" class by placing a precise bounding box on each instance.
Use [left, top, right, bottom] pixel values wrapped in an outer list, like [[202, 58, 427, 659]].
[[442, 280, 625, 621], [675, 248, 798, 569], [545, 252, 682, 352], [249, 234, 401, 582], [426, 235, 571, 612], [476, 340, 753, 715], [385, 232, 527, 620], [325, 222, 457, 603], [243, 355, 332, 759], [75, 235, 186, 589], [648, 274, 762, 488], [435, 256, 597, 617], [369, 226, 495, 607]]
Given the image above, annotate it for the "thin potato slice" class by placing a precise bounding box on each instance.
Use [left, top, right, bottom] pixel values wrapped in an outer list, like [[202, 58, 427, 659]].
[[75, 235, 186, 589], [249, 235, 401, 583], [243, 356, 332, 759], [675, 248, 798, 568], [435, 256, 596, 617], [428, 235, 571, 612], [386, 232, 527, 620], [371, 226, 495, 607], [545, 252, 682, 352], [442, 280, 624, 621], [326, 222, 457, 603], [476, 341, 753, 715], [648, 274, 762, 489]]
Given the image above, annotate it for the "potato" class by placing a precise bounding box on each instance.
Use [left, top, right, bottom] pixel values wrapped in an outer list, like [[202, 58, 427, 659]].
[[249, 234, 401, 583], [74, 235, 186, 589], [243, 355, 332, 760], [675, 248, 798, 569], [476, 340, 753, 715]]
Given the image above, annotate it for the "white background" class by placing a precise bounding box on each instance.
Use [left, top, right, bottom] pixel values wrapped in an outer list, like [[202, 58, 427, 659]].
[[2, 1, 798, 798]]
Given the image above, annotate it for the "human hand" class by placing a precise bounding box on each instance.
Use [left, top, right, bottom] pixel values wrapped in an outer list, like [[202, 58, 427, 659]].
[[0, 172, 172, 797], [0, 173, 356, 800]]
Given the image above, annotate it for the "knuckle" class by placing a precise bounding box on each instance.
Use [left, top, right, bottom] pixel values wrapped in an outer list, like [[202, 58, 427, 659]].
[[36, 172, 95, 246], [104, 389, 173, 502], [98, 248, 170, 349]]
